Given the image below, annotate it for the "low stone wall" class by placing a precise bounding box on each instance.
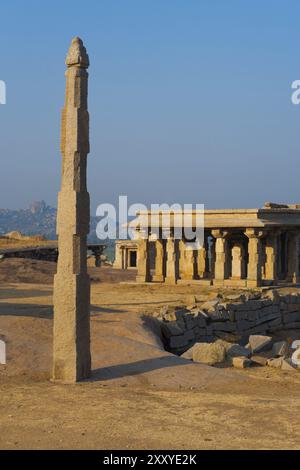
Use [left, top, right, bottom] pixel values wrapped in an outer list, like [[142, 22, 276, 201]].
[[152, 291, 300, 355]]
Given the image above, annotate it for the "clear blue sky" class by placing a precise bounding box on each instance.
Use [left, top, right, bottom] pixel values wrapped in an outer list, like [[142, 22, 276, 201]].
[[1, 0, 300, 213]]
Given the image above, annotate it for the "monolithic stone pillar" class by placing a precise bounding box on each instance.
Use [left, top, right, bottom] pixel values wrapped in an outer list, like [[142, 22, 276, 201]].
[[136, 238, 151, 282], [231, 244, 245, 279], [264, 234, 278, 283], [211, 230, 229, 285], [180, 241, 195, 281], [165, 236, 177, 284], [245, 229, 263, 287], [152, 239, 165, 282], [287, 231, 300, 284], [53, 37, 91, 383]]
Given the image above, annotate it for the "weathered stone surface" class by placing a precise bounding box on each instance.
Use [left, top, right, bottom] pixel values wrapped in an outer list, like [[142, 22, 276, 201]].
[[249, 335, 272, 353], [231, 357, 252, 369], [267, 357, 283, 368], [251, 354, 269, 366], [272, 341, 288, 358], [53, 37, 91, 383], [192, 341, 226, 365]]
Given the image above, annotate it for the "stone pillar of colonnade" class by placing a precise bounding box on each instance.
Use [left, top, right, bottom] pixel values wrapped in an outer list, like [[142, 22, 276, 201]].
[[264, 232, 279, 284], [211, 230, 229, 286], [287, 231, 300, 284], [231, 244, 246, 280], [136, 238, 151, 282], [179, 240, 195, 281], [152, 239, 165, 282], [165, 236, 177, 284], [197, 237, 208, 279], [245, 228, 264, 287]]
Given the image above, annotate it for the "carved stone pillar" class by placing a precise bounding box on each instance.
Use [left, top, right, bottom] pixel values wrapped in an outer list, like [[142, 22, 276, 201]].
[[53, 37, 91, 383], [231, 244, 245, 279], [136, 239, 151, 282], [152, 239, 165, 282], [211, 230, 229, 285], [197, 246, 207, 278], [180, 241, 195, 281], [165, 236, 177, 284], [245, 228, 264, 287], [264, 233, 278, 284], [287, 231, 300, 284]]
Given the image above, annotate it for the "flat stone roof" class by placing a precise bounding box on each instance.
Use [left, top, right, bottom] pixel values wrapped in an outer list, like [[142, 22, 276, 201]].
[[132, 206, 300, 229]]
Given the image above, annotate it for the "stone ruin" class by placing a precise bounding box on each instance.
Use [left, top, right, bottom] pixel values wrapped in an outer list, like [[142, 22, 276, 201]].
[[151, 290, 300, 370]]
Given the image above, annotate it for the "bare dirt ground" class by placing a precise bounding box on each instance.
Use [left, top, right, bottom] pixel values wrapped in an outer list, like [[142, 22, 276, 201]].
[[0, 259, 300, 449]]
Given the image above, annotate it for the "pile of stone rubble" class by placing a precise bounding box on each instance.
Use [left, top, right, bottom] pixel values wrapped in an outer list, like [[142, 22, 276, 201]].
[[181, 335, 300, 371], [151, 290, 300, 370]]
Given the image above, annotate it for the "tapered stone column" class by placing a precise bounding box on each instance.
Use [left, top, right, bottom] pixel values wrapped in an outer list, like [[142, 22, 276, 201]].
[[265, 233, 278, 284], [165, 236, 177, 284], [180, 241, 195, 281], [152, 239, 165, 282], [287, 231, 300, 284], [53, 37, 91, 383], [211, 230, 229, 286], [136, 239, 151, 282], [245, 229, 263, 287]]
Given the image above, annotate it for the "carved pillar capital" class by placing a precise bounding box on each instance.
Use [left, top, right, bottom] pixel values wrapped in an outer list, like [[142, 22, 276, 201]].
[[211, 229, 228, 239], [244, 228, 265, 239]]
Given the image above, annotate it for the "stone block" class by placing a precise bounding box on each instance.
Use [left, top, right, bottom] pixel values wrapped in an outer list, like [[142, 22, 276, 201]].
[[169, 334, 189, 349], [161, 321, 184, 338], [251, 354, 269, 366], [231, 357, 252, 369], [272, 341, 288, 358], [226, 343, 251, 359], [192, 341, 226, 365], [283, 312, 300, 324], [249, 335, 272, 353], [210, 322, 236, 332], [267, 357, 283, 368]]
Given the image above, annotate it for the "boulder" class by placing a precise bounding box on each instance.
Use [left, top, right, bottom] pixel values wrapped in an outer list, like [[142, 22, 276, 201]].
[[192, 340, 226, 366], [272, 341, 288, 358], [249, 335, 272, 353]]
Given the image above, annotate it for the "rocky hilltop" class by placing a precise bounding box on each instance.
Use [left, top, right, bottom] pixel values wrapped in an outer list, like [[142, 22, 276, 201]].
[[0, 201, 101, 244]]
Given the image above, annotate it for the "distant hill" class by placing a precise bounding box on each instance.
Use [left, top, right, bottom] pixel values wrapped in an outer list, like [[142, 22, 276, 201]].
[[0, 201, 116, 259]]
